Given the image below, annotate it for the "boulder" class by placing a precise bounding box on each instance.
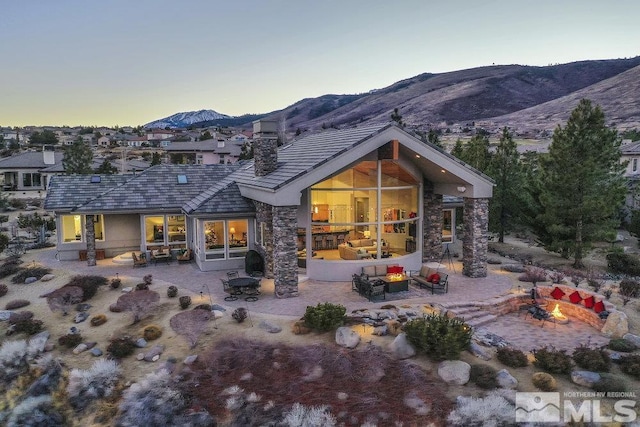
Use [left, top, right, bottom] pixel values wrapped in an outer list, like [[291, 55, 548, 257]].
[[84, 342, 96, 350], [571, 370, 601, 388], [135, 338, 148, 348], [437, 360, 470, 385], [388, 333, 416, 360], [212, 310, 224, 319], [601, 311, 628, 338], [75, 303, 92, 312], [496, 369, 518, 389], [622, 333, 640, 348], [335, 327, 360, 349], [72, 343, 88, 354], [211, 304, 226, 312], [40, 274, 55, 282], [372, 325, 388, 336], [385, 319, 403, 336], [24, 277, 37, 284], [473, 327, 510, 348], [121, 287, 133, 293], [258, 320, 282, 333], [29, 331, 50, 353], [74, 312, 89, 324], [183, 355, 198, 365], [0, 311, 13, 321], [469, 342, 493, 360], [143, 345, 165, 362], [90, 348, 103, 357]]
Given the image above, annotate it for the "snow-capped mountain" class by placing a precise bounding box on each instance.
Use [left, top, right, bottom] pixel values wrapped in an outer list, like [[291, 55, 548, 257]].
[[144, 109, 232, 128]]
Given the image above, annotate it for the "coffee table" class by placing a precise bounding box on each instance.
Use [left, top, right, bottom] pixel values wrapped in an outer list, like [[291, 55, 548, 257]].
[[380, 276, 409, 293]]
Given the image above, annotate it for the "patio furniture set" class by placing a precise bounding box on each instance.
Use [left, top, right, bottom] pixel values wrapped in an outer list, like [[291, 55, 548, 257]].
[[353, 263, 450, 301], [222, 270, 262, 302], [131, 248, 192, 267]]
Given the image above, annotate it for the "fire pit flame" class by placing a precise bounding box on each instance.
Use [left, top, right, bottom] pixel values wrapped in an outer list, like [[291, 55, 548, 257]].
[[551, 303, 568, 323], [386, 273, 405, 281]]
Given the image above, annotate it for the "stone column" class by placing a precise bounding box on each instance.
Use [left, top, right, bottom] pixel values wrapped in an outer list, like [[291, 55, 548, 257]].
[[85, 215, 96, 267], [462, 198, 489, 278], [422, 181, 443, 263], [254, 201, 274, 278], [272, 205, 299, 298]]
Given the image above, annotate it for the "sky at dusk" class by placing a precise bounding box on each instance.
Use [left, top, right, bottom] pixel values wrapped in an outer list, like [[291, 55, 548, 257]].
[[2, 0, 639, 127]]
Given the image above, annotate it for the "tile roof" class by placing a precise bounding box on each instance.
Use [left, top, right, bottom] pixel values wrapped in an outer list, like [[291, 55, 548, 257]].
[[622, 141, 640, 155], [44, 174, 130, 211], [0, 151, 64, 169], [233, 124, 391, 190]]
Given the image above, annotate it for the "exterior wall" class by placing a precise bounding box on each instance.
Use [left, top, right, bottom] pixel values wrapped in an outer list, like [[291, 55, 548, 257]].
[[462, 198, 489, 277], [422, 180, 443, 262], [272, 205, 298, 297]]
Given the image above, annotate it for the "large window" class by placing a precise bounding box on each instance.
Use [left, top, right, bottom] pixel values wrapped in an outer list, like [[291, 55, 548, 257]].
[[204, 219, 248, 260], [22, 173, 42, 188], [144, 215, 186, 248], [60, 215, 104, 243], [310, 160, 420, 259]]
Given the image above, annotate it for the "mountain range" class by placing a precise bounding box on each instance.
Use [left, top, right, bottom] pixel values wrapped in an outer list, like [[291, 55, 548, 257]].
[[146, 57, 640, 133]]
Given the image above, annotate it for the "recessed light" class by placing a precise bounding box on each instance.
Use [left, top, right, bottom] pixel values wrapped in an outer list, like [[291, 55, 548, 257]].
[[415, 154, 421, 158], [441, 169, 446, 173]]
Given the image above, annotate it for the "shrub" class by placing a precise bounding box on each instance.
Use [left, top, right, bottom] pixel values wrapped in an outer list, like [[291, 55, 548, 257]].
[[501, 264, 526, 273], [303, 302, 346, 332], [518, 267, 547, 285], [67, 359, 121, 410], [469, 364, 498, 389], [281, 403, 336, 426], [90, 314, 107, 327], [117, 290, 160, 324], [619, 355, 640, 379], [533, 346, 572, 374], [0, 262, 22, 279], [447, 391, 514, 427], [562, 268, 585, 287], [167, 286, 178, 298], [592, 374, 627, 393], [143, 325, 163, 341], [548, 270, 565, 284], [170, 310, 212, 348], [496, 347, 528, 368], [10, 266, 51, 284], [232, 307, 248, 323], [572, 345, 610, 372], [0, 283, 7, 297], [106, 336, 137, 359], [606, 252, 640, 276], [109, 303, 123, 313], [136, 282, 149, 291], [0, 336, 47, 383], [404, 314, 472, 361], [619, 278, 640, 305], [110, 278, 121, 289], [532, 372, 557, 391], [58, 333, 83, 348], [46, 285, 83, 315], [12, 318, 44, 335], [586, 268, 605, 293], [608, 338, 638, 353], [63, 275, 108, 301], [8, 311, 33, 324], [143, 274, 153, 286], [5, 299, 30, 310], [4, 395, 66, 426], [193, 304, 212, 311], [179, 295, 191, 309]]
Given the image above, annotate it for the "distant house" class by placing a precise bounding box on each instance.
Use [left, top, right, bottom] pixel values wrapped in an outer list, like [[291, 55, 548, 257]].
[[164, 140, 242, 165], [621, 140, 640, 212], [0, 146, 62, 192], [146, 129, 174, 141], [45, 121, 494, 297]]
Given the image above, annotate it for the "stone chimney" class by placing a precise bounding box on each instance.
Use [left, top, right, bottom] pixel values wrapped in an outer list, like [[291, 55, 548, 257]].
[[43, 145, 55, 165], [253, 119, 278, 177]]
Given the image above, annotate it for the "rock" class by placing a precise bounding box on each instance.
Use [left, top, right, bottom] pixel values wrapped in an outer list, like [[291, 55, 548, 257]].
[[26, 362, 62, 397], [403, 391, 431, 415], [437, 360, 471, 385], [72, 343, 88, 354], [301, 365, 323, 382], [0, 311, 13, 321], [385, 319, 403, 336], [388, 333, 416, 360], [183, 355, 198, 365], [622, 333, 640, 347], [136, 353, 145, 361], [74, 312, 89, 323], [135, 338, 147, 348], [143, 345, 165, 362], [292, 320, 311, 335], [29, 331, 50, 353], [211, 304, 226, 312], [496, 369, 518, 389], [337, 392, 348, 400], [601, 311, 628, 338], [75, 303, 92, 312], [212, 310, 224, 319], [604, 349, 622, 362], [84, 342, 96, 350], [24, 277, 37, 284], [258, 320, 282, 333], [469, 342, 493, 360], [157, 361, 176, 373], [372, 325, 388, 336], [335, 327, 360, 349], [90, 348, 103, 357], [68, 326, 80, 335], [240, 372, 253, 381], [473, 327, 510, 348], [40, 274, 55, 282], [571, 370, 601, 388], [121, 287, 133, 293], [44, 343, 55, 352]]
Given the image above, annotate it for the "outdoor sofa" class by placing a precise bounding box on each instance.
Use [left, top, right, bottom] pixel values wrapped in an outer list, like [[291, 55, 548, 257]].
[[409, 264, 448, 294], [338, 239, 389, 260]]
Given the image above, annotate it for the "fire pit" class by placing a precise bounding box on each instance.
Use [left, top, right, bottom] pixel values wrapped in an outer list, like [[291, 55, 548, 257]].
[[550, 303, 569, 324]]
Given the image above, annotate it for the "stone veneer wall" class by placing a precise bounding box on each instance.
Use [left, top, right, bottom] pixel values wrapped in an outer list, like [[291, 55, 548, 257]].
[[422, 181, 443, 263], [272, 205, 299, 298], [254, 201, 274, 278], [85, 214, 96, 267], [254, 137, 278, 177], [462, 198, 489, 278]]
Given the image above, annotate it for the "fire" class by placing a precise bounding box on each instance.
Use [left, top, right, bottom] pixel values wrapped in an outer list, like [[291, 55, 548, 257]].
[[386, 273, 405, 281], [551, 303, 567, 320]]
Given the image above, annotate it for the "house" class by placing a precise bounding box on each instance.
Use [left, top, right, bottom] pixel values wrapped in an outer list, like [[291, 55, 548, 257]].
[[621, 140, 640, 213], [164, 140, 242, 165], [44, 121, 493, 297], [0, 146, 62, 192]]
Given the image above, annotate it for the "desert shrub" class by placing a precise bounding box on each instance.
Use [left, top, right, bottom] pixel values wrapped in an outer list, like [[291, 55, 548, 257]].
[[303, 302, 346, 332], [110, 278, 121, 289], [58, 333, 83, 348], [548, 270, 565, 284], [447, 391, 514, 427], [63, 275, 108, 301], [179, 295, 191, 309], [592, 374, 627, 393], [170, 310, 212, 348], [67, 358, 121, 410], [501, 264, 526, 273], [4, 395, 66, 426], [586, 268, 606, 293], [562, 267, 585, 287], [232, 307, 248, 323], [143, 325, 162, 341], [531, 372, 557, 391], [8, 311, 33, 324], [608, 338, 638, 352], [5, 299, 30, 310], [117, 290, 160, 323], [90, 314, 107, 327], [167, 285, 178, 298], [533, 346, 572, 374], [607, 252, 640, 276], [618, 355, 640, 378], [46, 285, 83, 315], [0, 283, 7, 297], [109, 303, 123, 313], [518, 266, 547, 285], [496, 347, 528, 368], [116, 369, 211, 426], [404, 314, 472, 361], [106, 336, 137, 359], [469, 364, 498, 389], [281, 403, 336, 427], [11, 318, 43, 335], [143, 274, 153, 285], [193, 304, 212, 311], [604, 288, 613, 299], [0, 262, 22, 279], [136, 282, 149, 291], [0, 336, 47, 383], [619, 278, 640, 305], [10, 266, 51, 284], [572, 345, 610, 372]]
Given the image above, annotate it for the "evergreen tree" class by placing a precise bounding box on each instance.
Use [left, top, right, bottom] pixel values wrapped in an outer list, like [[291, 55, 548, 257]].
[[518, 151, 547, 241], [390, 108, 404, 127], [239, 141, 254, 160], [94, 159, 117, 174], [29, 130, 59, 145], [63, 138, 93, 174], [427, 129, 443, 149], [486, 128, 522, 242], [450, 139, 465, 159], [151, 152, 162, 166], [455, 134, 492, 171], [200, 130, 213, 141], [539, 99, 626, 267]]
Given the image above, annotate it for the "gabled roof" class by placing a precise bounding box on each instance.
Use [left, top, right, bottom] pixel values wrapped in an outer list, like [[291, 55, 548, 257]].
[[183, 174, 255, 215], [44, 174, 130, 211], [0, 151, 64, 169], [622, 140, 640, 155]]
